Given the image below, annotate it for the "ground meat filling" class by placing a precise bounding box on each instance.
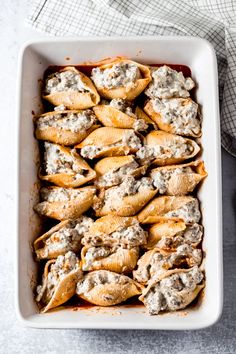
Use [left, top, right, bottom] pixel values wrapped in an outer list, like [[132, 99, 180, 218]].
[[134, 245, 202, 283], [155, 224, 203, 249], [82, 219, 147, 248], [151, 166, 193, 194], [40, 187, 86, 202], [37, 110, 97, 133], [136, 139, 194, 165], [80, 130, 142, 159], [44, 142, 87, 178], [96, 160, 140, 188], [165, 199, 201, 224], [152, 98, 201, 136], [145, 65, 195, 99], [91, 62, 141, 89], [41, 217, 94, 256], [142, 266, 203, 315], [36, 251, 80, 304], [45, 70, 90, 94]]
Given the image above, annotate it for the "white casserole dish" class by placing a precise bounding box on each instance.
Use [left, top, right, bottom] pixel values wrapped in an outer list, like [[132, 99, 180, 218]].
[[16, 36, 222, 329]]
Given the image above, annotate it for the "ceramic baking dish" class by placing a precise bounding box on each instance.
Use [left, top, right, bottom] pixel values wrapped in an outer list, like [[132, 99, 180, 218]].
[[16, 36, 222, 329]]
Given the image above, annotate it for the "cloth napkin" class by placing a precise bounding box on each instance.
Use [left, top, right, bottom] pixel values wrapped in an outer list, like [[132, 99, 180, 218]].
[[27, 0, 236, 155]]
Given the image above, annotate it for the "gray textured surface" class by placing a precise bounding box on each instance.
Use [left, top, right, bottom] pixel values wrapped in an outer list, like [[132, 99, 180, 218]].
[[0, 1, 236, 353]]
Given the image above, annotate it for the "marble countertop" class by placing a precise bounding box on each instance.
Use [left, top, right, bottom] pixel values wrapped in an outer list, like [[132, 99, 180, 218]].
[[1, 1, 236, 353]]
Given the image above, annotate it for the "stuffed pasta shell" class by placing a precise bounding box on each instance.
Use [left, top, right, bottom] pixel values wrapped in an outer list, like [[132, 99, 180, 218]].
[[34, 186, 96, 220], [139, 267, 204, 315], [34, 109, 99, 146], [76, 270, 143, 306], [43, 66, 100, 109], [138, 196, 201, 224], [36, 251, 83, 313], [136, 131, 200, 166], [91, 59, 151, 100], [76, 127, 143, 159], [39, 142, 96, 188]]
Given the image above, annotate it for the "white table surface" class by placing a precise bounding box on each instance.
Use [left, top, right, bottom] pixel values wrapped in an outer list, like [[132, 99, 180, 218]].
[[1, 0, 236, 353]]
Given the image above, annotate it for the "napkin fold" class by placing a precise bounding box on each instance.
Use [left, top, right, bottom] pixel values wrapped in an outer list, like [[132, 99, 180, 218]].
[[27, 0, 236, 155]]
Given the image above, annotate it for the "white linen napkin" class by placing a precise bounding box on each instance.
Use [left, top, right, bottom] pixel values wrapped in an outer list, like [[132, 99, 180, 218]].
[[27, 0, 236, 155]]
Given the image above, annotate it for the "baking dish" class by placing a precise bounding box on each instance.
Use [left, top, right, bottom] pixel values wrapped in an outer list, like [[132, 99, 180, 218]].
[[16, 36, 222, 329]]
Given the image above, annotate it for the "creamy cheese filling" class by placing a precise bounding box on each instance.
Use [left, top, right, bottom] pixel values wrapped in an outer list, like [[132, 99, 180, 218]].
[[134, 245, 202, 283], [96, 160, 140, 188], [143, 266, 203, 315], [44, 142, 86, 178], [155, 223, 203, 249], [136, 139, 194, 164], [37, 110, 96, 133], [145, 66, 195, 99], [76, 270, 131, 295], [36, 251, 79, 303], [40, 187, 85, 202], [91, 62, 141, 89], [45, 70, 90, 94], [152, 98, 201, 135], [80, 130, 142, 159], [151, 166, 193, 194], [165, 199, 201, 224], [82, 219, 147, 248], [43, 217, 94, 255]]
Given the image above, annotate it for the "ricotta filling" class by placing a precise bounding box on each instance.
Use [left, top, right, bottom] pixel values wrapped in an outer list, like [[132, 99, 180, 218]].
[[44, 142, 86, 178], [151, 166, 193, 194], [82, 218, 147, 248], [37, 110, 96, 133], [136, 139, 194, 164], [45, 70, 90, 94], [143, 266, 203, 315], [36, 251, 79, 303], [80, 130, 142, 159], [152, 98, 201, 135], [145, 65, 195, 99], [43, 217, 94, 255], [134, 245, 202, 283], [155, 223, 203, 249], [165, 199, 201, 224], [91, 62, 141, 89], [40, 187, 85, 202], [96, 160, 140, 188]]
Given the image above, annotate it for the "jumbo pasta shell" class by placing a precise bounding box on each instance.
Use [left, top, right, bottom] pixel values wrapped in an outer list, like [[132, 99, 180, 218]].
[[150, 160, 207, 195], [144, 130, 200, 166], [82, 215, 147, 248], [81, 246, 139, 273], [139, 267, 204, 314], [133, 246, 202, 284], [34, 220, 73, 259], [76, 127, 142, 159], [37, 256, 83, 313], [34, 186, 96, 221], [144, 98, 201, 137], [43, 66, 100, 109], [94, 184, 157, 217], [93, 105, 154, 130], [35, 110, 100, 146], [91, 59, 151, 100], [94, 155, 147, 188], [138, 196, 201, 224], [39, 144, 96, 188], [76, 270, 143, 306]]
